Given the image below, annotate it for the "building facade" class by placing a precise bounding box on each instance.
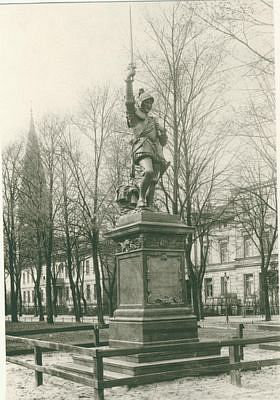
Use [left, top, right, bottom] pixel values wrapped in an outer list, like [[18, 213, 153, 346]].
[[19, 255, 99, 313], [202, 218, 278, 314]]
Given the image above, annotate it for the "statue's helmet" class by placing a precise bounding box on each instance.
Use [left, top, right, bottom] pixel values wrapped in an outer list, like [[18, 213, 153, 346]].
[[136, 88, 154, 109]]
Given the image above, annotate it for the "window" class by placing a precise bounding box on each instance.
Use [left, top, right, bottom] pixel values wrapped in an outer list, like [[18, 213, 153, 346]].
[[86, 284, 91, 300], [220, 242, 228, 263], [32, 290, 34, 303], [27, 291, 30, 303], [27, 273, 30, 284], [40, 290, 44, 302], [221, 275, 229, 296], [204, 278, 213, 298], [66, 287, 69, 301], [22, 273, 26, 285], [203, 244, 209, 264], [244, 274, 254, 298], [23, 291, 26, 303], [262, 232, 269, 254], [86, 260, 90, 275], [58, 263, 64, 275], [244, 235, 252, 258], [93, 284, 97, 300]]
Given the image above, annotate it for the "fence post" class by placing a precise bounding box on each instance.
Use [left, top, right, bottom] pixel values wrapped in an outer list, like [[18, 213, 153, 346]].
[[34, 346, 43, 386], [93, 350, 104, 400], [229, 341, 241, 387], [237, 323, 244, 360], [94, 325, 100, 347]]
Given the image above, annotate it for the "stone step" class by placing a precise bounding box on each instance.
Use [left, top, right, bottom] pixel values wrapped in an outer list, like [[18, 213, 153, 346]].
[[73, 346, 221, 366], [73, 355, 93, 367], [123, 346, 221, 363], [103, 354, 229, 376], [73, 353, 229, 377], [258, 324, 280, 332], [259, 342, 280, 351], [54, 362, 130, 380]]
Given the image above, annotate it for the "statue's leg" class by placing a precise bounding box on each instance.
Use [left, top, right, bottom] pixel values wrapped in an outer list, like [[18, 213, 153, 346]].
[[138, 157, 153, 207], [146, 182, 156, 208], [146, 163, 159, 208]]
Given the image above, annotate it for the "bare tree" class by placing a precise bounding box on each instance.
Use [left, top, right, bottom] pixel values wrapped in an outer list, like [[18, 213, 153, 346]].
[[202, 1, 277, 321], [98, 239, 117, 317], [232, 162, 277, 321], [101, 126, 132, 228], [38, 114, 65, 323], [194, 0, 274, 72], [195, 0, 275, 172], [68, 85, 119, 324], [139, 3, 231, 318], [2, 140, 24, 322], [58, 138, 83, 322]]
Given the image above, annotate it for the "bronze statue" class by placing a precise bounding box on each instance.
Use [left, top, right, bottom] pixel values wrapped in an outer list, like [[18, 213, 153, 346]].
[[125, 64, 169, 209]]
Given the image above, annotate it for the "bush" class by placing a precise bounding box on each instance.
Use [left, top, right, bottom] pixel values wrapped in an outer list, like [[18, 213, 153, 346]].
[[84, 306, 97, 316], [56, 305, 70, 315], [22, 306, 36, 315]]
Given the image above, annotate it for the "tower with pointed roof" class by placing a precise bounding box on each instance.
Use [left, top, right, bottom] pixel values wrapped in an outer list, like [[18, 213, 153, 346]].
[[18, 112, 47, 321]]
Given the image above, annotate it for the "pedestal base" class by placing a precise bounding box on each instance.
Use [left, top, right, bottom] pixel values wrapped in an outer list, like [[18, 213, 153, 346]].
[[106, 210, 198, 348], [109, 306, 197, 347]]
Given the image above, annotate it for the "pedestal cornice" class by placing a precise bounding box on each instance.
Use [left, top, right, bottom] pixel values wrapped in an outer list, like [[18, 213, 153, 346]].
[[105, 210, 194, 241]]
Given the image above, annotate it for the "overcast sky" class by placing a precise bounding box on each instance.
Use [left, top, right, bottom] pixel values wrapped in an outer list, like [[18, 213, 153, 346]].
[[0, 0, 278, 148], [0, 1, 162, 146]]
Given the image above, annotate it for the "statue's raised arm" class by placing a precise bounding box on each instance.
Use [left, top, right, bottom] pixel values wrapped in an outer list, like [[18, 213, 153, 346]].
[[125, 64, 136, 128]]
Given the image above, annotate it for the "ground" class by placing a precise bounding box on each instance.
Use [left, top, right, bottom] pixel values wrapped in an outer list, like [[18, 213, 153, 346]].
[[5, 316, 280, 399], [5, 348, 280, 400]]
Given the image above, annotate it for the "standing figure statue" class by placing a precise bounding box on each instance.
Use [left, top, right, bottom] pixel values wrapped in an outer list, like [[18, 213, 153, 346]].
[[125, 64, 169, 209]]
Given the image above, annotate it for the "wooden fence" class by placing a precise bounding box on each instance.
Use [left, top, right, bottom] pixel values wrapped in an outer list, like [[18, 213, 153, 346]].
[[6, 334, 280, 400]]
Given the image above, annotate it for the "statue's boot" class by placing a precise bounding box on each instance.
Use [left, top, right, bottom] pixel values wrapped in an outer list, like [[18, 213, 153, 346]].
[[137, 199, 146, 208]]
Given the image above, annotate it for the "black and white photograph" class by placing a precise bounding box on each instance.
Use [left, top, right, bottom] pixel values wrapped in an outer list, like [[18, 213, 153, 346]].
[[0, 0, 279, 399]]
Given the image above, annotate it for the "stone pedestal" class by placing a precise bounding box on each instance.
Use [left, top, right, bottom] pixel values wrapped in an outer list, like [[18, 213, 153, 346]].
[[106, 211, 198, 348]]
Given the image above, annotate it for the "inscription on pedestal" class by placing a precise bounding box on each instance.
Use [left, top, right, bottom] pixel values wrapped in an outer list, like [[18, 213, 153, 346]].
[[147, 255, 183, 304], [119, 255, 143, 306]]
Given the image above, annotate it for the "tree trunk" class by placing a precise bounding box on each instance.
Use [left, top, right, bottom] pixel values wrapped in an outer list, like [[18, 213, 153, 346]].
[[4, 281, 8, 316], [52, 280, 58, 317], [75, 280, 83, 318], [45, 258, 54, 324], [198, 285, 204, 320], [34, 286, 38, 316], [262, 271, 271, 321], [9, 272, 18, 322], [16, 276, 23, 317], [108, 295, 114, 318], [191, 278, 200, 320], [35, 282, 44, 321], [68, 272, 81, 322], [192, 287, 199, 320], [8, 241, 18, 322], [91, 230, 104, 324], [81, 294, 87, 315]]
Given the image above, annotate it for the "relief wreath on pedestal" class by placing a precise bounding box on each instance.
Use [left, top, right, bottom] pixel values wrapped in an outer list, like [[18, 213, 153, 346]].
[[146, 254, 184, 305], [117, 233, 185, 253]]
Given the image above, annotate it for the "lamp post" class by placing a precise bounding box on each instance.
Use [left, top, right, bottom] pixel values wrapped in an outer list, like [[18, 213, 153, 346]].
[[224, 272, 229, 324]]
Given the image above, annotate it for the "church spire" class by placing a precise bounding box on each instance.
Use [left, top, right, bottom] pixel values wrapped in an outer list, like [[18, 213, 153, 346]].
[[29, 107, 36, 136]]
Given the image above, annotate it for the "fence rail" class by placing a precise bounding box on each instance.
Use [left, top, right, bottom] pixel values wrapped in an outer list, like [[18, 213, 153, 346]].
[[203, 303, 279, 317], [6, 332, 280, 400]]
